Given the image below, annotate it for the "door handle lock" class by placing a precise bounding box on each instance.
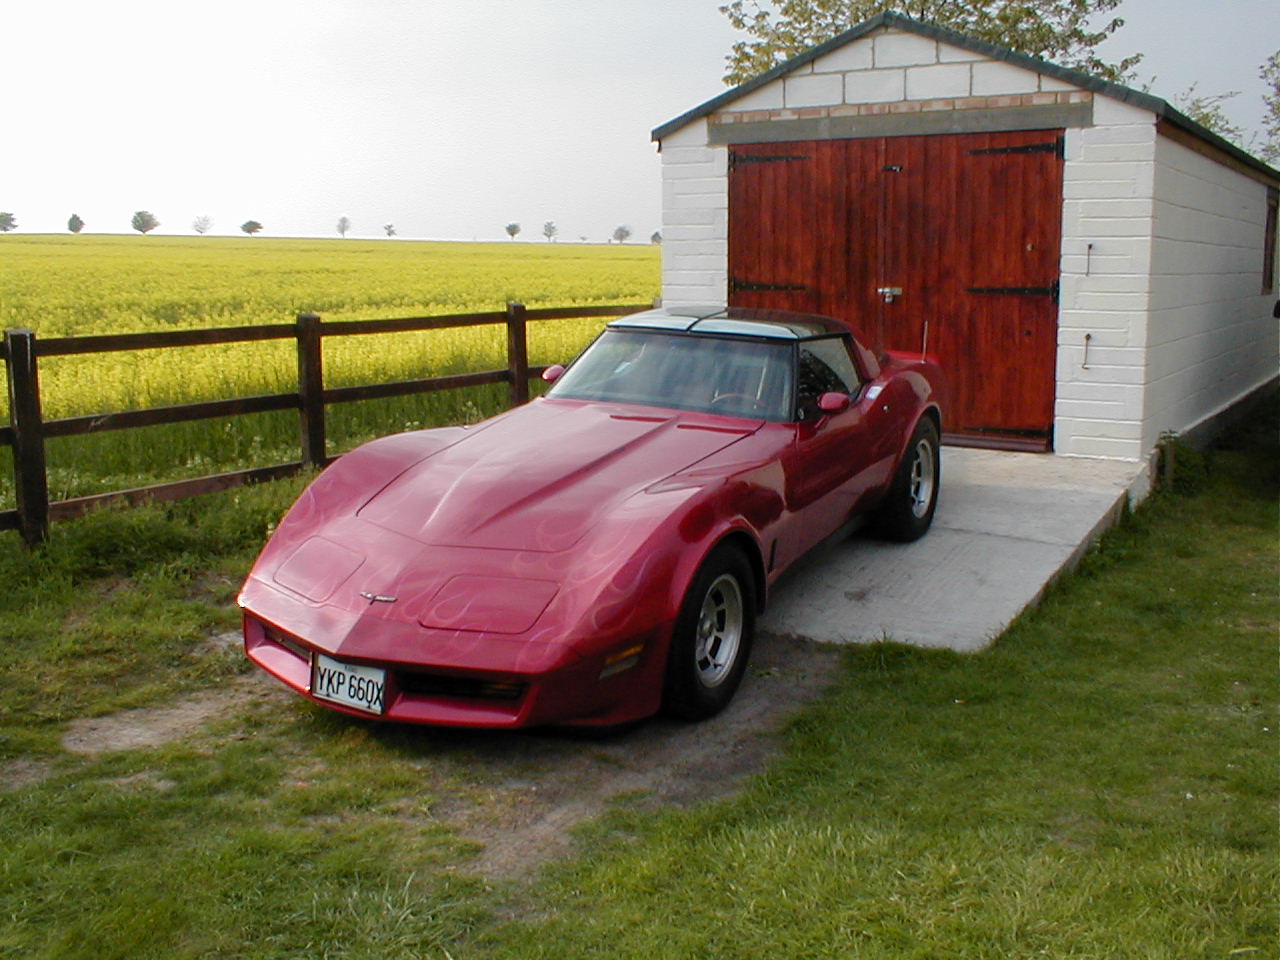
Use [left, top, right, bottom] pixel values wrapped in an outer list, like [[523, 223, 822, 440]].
[[877, 286, 903, 303]]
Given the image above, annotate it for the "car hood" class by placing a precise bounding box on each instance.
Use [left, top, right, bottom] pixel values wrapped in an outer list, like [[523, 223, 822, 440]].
[[355, 398, 758, 553]]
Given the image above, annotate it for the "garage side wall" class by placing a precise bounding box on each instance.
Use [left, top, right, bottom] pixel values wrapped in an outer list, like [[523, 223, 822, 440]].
[[1141, 137, 1280, 450]]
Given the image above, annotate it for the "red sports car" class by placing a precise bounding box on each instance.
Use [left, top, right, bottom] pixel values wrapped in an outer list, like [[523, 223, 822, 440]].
[[239, 306, 942, 728]]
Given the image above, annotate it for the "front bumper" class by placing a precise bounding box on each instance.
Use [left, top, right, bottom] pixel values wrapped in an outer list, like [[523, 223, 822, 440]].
[[243, 609, 668, 729]]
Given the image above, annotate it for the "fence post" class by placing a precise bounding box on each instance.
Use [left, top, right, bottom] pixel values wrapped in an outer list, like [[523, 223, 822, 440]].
[[296, 313, 326, 468], [4, 329, 50, 546], [506, 302, 529, 407]]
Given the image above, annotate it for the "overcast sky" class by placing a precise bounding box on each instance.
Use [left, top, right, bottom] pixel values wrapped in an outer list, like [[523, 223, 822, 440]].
[[2, 0, 1274, 241]]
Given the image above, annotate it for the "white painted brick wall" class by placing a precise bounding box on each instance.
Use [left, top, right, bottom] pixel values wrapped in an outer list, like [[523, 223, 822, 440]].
[[1141, 135, 1279, 450], [938, 41, 983, 63], [1090, 96, 1152, 127], [733, 85, 785, 112], [812, 42, 873, 73], [785, 73, 845, 107], [1039, 75, 1077, 93], [905, 63, 971, 99], [873, 31, 938, 67], [659, 119, 728, 305], [971, 60, 1041, 95], [1056, 119, 1158, 458], [844, 68, 905, 103]]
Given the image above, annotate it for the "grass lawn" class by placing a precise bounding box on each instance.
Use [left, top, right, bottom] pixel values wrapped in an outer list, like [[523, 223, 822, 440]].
[[0, 404, 1275, 958]]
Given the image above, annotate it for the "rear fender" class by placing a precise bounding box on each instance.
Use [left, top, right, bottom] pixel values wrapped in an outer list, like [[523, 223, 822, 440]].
[[884, 402, 942, 474], [875, 352, 944, 469]]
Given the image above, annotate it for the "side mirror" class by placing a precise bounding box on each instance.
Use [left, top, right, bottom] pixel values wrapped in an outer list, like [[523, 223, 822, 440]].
[[542, 364, 565, 383], [817, 391, 851, 414]]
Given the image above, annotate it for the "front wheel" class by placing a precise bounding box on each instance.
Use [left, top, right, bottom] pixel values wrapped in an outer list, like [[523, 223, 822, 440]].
[[872, 418, 940, 542], [662, 544, 756, 721]]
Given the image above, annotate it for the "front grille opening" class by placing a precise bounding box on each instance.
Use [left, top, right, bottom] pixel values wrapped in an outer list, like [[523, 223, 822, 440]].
[[262, 623, 311, 661], [397, 671, 527, 702]]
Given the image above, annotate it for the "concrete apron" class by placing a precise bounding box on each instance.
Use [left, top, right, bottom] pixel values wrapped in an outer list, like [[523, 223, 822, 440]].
[[760, 447, 1152, 653]]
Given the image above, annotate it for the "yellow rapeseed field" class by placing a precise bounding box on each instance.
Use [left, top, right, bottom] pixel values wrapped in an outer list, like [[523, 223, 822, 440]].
[[0, 234, 660, 505]]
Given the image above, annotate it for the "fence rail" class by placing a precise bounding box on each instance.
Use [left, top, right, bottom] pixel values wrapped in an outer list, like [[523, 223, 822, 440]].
[[1, 301, 650, 545]]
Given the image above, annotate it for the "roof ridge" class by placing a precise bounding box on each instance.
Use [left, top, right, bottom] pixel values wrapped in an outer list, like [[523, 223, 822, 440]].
[[652, 11, 1278, 180]]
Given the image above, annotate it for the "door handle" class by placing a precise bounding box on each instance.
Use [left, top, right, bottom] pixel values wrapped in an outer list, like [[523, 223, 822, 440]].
[[877, 286, 903, 303]]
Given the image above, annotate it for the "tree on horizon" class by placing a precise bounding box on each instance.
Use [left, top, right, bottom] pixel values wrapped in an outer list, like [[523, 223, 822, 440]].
[[337, 216, 352, 237], [241, 220, 264, 235], [68, 213, 85, 234], [131, 211, 159, 234], [505, 222, 521, 240], [0, 212, 17, 232], [193, 215, 213, 235]]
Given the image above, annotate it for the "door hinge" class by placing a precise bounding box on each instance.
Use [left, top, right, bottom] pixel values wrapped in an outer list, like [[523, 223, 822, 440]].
[[730, 277, 808, 294], [729, 152, 809, 170], [966, 280, 1060, 303], [961, 425, 1052, 439], [969, 137, 1064, 159]]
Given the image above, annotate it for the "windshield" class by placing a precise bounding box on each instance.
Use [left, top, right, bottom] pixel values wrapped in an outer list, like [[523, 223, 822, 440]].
[[548, 329, 793, 420]]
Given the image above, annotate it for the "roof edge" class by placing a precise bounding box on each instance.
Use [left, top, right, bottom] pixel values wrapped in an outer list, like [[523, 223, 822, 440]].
[[653, 12, 1278, 182]]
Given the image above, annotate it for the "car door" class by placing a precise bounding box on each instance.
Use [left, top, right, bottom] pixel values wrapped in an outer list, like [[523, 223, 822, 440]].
[[779, 336, 881, 563]]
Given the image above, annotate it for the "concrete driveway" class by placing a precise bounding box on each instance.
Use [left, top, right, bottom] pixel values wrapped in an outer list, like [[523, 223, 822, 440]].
[[761, 446, 1151, 653]]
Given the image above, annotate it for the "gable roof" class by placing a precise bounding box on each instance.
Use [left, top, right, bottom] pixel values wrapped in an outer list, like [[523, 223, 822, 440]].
[[652, 11, 1278, 181]]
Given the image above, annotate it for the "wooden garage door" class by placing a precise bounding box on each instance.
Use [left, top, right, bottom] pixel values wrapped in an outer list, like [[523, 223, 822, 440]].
[[728, 131, 1063, 451]]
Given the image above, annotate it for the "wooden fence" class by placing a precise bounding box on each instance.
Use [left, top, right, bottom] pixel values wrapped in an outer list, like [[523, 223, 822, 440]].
[[1, 302, 650, 546]]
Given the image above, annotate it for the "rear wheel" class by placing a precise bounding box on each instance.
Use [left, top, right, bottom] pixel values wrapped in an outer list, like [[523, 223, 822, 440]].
[[873, 418, 940, 542], [663, 544, 756, 720]]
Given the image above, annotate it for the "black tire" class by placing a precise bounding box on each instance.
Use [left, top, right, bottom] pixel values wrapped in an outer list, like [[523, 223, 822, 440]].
[[872, 417, 940, 542], [662, 544, 756, 721]]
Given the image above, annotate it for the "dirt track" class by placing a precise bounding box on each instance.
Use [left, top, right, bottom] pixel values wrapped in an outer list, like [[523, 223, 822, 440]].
[[435, 633, 839, 879], [17, 630, 840, 881]]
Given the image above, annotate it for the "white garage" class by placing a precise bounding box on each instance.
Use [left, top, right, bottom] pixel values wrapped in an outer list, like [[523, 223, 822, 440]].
[[653, 12, 1279, 460]]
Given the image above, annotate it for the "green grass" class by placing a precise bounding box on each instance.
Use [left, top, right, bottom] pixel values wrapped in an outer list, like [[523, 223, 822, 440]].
[[2, 724, 486, 959], [0, 477, 311, 757], [0, 235, 659, 509], [0, 480, 489, 959], [0, 405, 1275, 958]]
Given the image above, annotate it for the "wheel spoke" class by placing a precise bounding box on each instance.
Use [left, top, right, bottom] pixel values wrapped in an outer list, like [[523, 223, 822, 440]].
[[693, 574, 743, 687], [908, 438, 935, 518]]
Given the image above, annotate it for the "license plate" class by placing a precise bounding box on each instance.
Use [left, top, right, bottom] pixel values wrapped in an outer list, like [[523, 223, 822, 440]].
[[311, 653, 386, 715]]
